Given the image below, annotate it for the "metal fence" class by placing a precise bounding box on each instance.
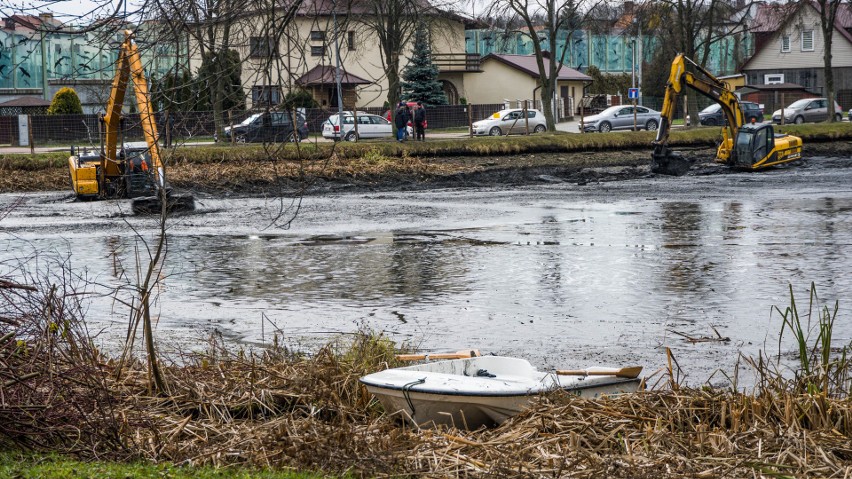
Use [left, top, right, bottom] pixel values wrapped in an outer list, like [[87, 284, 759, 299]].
[[0, 104, 510, 147]]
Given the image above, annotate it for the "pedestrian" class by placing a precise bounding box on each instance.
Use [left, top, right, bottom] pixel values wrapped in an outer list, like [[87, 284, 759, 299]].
[[414, 101, 426, 141], [394, 102, 409, 142]]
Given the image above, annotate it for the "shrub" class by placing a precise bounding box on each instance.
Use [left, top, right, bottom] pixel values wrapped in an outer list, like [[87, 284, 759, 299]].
[[47, 88, 83, 115]]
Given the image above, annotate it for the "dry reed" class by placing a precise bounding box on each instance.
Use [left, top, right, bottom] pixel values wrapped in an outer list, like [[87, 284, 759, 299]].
[[2, 264, 852, 478]]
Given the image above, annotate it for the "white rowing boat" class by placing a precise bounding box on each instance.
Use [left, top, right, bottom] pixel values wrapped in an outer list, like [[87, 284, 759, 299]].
[[360, 355, 642, 429]]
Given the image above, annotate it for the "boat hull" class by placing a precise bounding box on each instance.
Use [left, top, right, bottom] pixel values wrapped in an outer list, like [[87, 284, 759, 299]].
[[360, 356, 641, 429]]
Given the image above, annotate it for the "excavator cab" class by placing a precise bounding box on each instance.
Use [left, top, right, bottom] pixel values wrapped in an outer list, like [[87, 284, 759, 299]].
[[730, 123, 803, 170]]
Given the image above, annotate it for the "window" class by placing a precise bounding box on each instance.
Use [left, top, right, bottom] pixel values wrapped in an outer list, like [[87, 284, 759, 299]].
[[637, 107, 649, 114], [310, 31, 325, 41], [250, 36, 276, 58], [764, 73, 784, 84], [251, 85, 281, 106], [781, 34, 791, 52], [802, 30, 814, 51], [310, 45, 326, 57], [347, 31, 355, 50]]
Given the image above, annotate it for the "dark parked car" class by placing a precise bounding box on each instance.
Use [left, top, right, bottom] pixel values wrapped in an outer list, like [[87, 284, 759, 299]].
[[217, 111, 308, 143], [698, 101, 763, 126]]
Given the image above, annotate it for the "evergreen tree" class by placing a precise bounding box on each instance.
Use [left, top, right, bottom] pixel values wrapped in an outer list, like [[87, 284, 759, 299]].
[[47, 87, 83, 115], [196, 49, 245, 111], [400, 25, 448, 105]]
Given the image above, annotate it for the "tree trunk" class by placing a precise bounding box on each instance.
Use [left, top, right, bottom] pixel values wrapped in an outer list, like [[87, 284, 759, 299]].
[[540, 80, 555, 130], [823, 17, 836, 122]]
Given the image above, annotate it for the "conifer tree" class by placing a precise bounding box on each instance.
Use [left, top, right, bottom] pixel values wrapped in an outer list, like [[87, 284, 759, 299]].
[[400, 25, 448, 105], [47, 87, 83, 115]]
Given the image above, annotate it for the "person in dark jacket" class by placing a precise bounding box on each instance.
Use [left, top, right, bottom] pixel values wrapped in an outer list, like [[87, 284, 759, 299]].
[[413, 102, 426, 141], [394, 102, 409, 142]]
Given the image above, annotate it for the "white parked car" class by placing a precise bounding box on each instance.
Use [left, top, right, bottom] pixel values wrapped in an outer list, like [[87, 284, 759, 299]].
[[322, 112, 401, 141], [471, 109, 547, 136], [580, 105, 661, 132]]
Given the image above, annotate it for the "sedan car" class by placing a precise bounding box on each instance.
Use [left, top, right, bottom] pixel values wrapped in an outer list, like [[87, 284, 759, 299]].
[[218, 111, 308, 143], [698, 101, 763, 126], [471, 109, 547, 136], [322, 112, 398, 141], [772, 98, 843, 124], [580, 105, 661, 132]]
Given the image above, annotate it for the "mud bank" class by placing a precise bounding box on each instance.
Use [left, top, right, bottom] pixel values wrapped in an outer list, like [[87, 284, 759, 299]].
[[5, 141, 852, 197], [178, 141, 852, 197]]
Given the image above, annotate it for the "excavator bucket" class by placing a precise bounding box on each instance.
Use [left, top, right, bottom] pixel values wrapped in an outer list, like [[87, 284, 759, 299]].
[[651, 147, 694, 176], [131, 193, 195, 215]]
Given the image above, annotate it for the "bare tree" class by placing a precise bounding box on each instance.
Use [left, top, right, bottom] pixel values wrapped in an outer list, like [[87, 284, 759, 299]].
[[486, 0, 599, 130], [815, 0, 844, 122], [351, 0, 428, 114], [651, 0, 751, 126]]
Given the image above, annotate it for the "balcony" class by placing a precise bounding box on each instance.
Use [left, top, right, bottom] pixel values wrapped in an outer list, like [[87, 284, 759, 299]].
[[433, 53, 482, 72]]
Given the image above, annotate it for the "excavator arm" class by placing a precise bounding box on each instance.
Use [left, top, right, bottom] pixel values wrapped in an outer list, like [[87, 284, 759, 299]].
[[651, 54, 745, 175], [101, 30, 164, 190]]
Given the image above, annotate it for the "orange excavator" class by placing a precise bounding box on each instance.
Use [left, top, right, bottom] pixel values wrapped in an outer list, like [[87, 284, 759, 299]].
[[67, 30, 194, 214]]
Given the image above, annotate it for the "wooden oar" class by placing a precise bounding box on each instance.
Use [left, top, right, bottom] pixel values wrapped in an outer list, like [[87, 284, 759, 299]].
[[396, 349, 481, 361], [555, 366, 643, 379]]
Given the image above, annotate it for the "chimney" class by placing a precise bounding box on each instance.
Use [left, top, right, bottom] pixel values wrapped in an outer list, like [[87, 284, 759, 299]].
[[624, 1, 635, 14], [39, 12, 53, 20]]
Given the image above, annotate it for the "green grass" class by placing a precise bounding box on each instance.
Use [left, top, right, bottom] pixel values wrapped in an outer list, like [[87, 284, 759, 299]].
[[0, 451, 338, 479]]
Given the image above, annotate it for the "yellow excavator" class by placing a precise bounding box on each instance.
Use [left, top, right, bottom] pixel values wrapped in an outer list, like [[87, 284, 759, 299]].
[[67, 31, 194, 214], [651, 54, 803, 176]]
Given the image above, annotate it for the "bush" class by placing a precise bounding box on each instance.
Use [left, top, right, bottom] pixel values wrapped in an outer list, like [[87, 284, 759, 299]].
[[282, 89, 318, 109], [47, 88, 83, 115]]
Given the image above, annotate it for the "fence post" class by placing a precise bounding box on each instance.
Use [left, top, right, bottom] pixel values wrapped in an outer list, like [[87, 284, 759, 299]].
[[780, 93, 785, 125], [229, 111, 234, 144], [353, 106, 359, 141], [524, 100, 529, 135], [28, 115, 34, 154], [468, 106, 473, 137], [580, 102, 585, 133]]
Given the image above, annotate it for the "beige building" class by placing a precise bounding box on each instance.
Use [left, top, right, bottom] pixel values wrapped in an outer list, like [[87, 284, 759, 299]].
[[188, 0, 481, 108], [462, 54, 592, 116]]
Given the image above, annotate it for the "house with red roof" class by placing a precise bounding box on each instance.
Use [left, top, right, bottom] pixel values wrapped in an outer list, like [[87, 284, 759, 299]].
[[741, 1, 852, 106]]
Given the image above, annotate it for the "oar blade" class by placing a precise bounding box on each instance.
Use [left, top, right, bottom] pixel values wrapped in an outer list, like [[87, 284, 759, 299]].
[[556, 365, 643, 379]]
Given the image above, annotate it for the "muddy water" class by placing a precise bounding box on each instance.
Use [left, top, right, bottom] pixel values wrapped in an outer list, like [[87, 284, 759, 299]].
[[3, 161, 852, 387]]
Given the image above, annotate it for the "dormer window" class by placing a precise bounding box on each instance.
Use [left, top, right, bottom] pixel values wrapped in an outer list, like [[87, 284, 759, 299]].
[[4, 18, 14, 29], [802, 30, 814, 51], [781, 34, 791, 52]]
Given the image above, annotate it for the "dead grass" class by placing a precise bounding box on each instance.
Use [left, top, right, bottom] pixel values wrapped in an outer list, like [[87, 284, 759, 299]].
[[3, 280, 851, 479]]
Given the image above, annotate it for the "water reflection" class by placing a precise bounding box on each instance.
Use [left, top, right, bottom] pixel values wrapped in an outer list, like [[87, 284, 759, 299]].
[[3, 189, 852, 387]]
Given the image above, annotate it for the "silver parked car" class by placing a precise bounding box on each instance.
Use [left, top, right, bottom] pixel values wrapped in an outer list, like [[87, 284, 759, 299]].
[[321, 112, 397, 141], [580, 105, 661, 132], [471, 109, 547, 136], [772, 98, 843, 124]]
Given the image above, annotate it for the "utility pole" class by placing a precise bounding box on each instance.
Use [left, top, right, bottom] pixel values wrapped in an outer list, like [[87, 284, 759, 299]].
[[332, 0, 343, 118]]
